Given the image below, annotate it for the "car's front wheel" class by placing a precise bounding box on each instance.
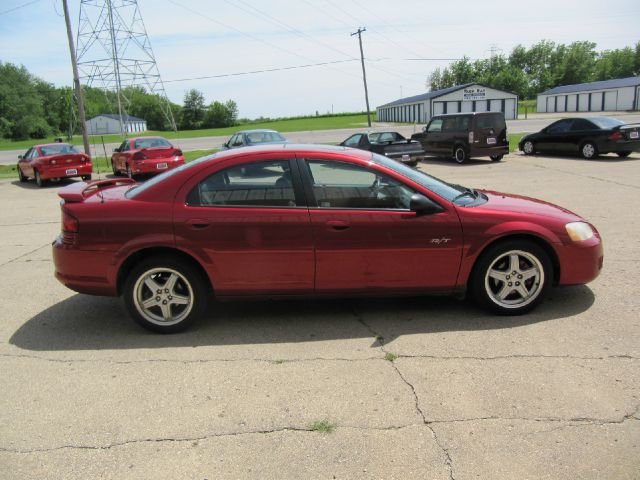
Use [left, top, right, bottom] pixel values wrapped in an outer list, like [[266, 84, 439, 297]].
[[453, 146, 468, 164], [522, 140, 535, 155], [35, 170, 45, 188], [580, 141, 598, 159], [123, 256, 209, 333], [126, 164, 134, 179], [471, 240, 553, 315]]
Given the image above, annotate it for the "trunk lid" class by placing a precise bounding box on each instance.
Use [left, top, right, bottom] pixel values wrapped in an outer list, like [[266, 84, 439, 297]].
[[58, 178, 136, 203]]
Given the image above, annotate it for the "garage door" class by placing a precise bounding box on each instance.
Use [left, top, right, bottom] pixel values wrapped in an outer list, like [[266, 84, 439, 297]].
[[461, 101, 473, 113], [566, 95, 577, 112], [489, 100, 502, 112], [591, 92, 603, 111], [604, 91, 617, 111], [504, 98, 516, 119], [475, 100, 487, 112], [578, 94, 589, 112], [433, 102, 444, 116], [446, 101, 459, 113], [547, 97, 555, 113], [556, 96, 566, 112]]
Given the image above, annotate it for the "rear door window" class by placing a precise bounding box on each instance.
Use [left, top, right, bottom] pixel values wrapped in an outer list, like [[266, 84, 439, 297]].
[[547, 120, 573, 134], [570, 119, 596, 131], [442, 117, 457, 132]]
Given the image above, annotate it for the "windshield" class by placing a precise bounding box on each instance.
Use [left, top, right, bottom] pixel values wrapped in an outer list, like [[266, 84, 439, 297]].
[[134, 137, 173, 149], [369, 152, 474, 204], [40, 144, 80, 156], [125, 154, 216, 198], [588, 117, 625, 129]]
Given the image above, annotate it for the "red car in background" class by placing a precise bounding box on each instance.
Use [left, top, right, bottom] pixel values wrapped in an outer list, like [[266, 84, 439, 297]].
[[53, 145, 603, 333], [111, 136, 185, 178], [18, 143, 92, 187]]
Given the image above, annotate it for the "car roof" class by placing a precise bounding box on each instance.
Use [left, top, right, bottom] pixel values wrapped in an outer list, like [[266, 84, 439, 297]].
[[35, 143, 74, 148], [128, 136, 168, 141], [236, 129, 281, 134], [213, 143, 371, 159]]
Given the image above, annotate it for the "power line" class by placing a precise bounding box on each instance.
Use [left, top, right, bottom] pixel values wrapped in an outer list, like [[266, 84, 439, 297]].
[[0, 0, 41, 16]]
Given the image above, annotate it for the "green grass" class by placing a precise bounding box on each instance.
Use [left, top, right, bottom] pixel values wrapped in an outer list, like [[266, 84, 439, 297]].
[[384, 352, 398, 362], [508, 133, 525, 152], [309, 419, 336, 434], [0, 113, 375, 151], [518, 99, 537, 115], [0, 149, 217, 179]]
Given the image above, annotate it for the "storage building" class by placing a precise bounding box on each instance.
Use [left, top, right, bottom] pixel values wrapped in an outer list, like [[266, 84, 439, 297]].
[[537, 76, 640, 113], [86, 114, 148, 135], [376, 84, 519, 124]]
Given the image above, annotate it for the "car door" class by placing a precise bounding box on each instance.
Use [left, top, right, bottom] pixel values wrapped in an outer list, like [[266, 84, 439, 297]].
[[173, 153, 314, 295], [568, 119, 598, 153], [115, 140, 131, 170], [422, 118, 444, 154], [19, 148, 35, 177], [538, 119, 573, 153], [298, 156, 463, 292]]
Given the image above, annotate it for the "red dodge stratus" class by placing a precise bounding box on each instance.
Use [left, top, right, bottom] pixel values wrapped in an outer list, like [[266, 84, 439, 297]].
[[53, 144, 603, 333], [18, 143, 92, 187], [111, 136, 185, 178]]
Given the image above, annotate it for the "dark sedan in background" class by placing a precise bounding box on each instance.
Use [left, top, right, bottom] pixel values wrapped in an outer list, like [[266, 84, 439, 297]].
[[339, 131, 424, 166], [519, 117, 640, 159]]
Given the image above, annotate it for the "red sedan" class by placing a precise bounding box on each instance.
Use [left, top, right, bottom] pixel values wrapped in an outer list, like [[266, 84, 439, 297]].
[[18, 143, 92, 187], [111, 136, 184, 178], [53, 145, 603, 333]]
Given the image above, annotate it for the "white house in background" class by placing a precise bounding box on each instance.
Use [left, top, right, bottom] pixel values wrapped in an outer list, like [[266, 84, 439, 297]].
[[537, 76, 640, 113], [376, 83, 519, 124], [86, 114, 148, 135]]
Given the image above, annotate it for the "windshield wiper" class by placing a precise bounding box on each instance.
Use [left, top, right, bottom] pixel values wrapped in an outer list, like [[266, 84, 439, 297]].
[[452, 186, 478, 202]]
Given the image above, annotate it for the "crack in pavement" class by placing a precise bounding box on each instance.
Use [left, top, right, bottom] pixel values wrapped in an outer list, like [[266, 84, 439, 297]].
[[0, 243, 50, 267], [0, 221, 58, 227], [352, 309, 455, 480]]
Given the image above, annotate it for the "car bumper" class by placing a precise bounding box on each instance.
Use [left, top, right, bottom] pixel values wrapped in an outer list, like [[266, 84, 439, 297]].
[[469, 144, 509, 157], [599, 140, 640, 154], [52, 237, 117, 296], [40, 163, 92, 180], [556, 235, 603, 285], [385, 152, 424, 165], [131, 157, 185, 174]]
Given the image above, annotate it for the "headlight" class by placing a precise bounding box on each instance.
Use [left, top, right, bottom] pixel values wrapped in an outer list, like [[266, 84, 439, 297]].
[[565, 222, 594, 242]]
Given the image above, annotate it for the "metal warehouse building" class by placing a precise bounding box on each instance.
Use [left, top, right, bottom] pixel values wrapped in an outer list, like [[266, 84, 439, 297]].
[[376, 84, 519, 124], [537, 76, 640, 113], [86, 114, 148, 135]]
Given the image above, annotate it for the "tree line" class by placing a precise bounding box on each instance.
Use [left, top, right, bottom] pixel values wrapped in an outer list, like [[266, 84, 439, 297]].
[[428, 40, 640, 99], [0, 62, 238, 140]]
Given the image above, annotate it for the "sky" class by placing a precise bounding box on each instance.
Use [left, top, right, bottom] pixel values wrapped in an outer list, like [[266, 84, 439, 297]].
[[1, 0, 639, 119]]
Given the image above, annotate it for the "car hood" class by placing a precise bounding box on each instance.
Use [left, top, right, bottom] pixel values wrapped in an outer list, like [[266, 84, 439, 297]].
[[476, 190, 583, 222]]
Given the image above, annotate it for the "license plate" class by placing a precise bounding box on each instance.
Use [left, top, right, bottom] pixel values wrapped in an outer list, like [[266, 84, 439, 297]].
[[65, 168, 78, 175], [156, 163, 168, 169], [402, 154, 410, 161], [486, 137, 497, 145], [630, 131, 639, 139]]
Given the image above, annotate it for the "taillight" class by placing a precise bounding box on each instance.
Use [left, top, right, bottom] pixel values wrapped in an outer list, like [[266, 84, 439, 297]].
[[133, 152, 147, 161], [609, 131, 623, 141], [61, 208, 79, 245], [51, 159, 57, 165], [174, 149, 183, 156], [468, 131, 474, 143]]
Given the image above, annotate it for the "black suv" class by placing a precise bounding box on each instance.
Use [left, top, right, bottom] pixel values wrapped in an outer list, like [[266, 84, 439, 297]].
[[412, 112, 509, 164]]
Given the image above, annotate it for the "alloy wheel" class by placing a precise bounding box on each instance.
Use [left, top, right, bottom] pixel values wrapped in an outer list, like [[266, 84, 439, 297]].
[[484, 250, 544, 310]]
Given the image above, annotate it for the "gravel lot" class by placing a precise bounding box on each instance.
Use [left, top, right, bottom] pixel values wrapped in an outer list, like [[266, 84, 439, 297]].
[[0, 150, 638, 479]]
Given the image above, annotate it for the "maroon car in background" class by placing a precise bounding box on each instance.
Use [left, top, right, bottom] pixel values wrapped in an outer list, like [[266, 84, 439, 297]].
[[18, 143, 92, 187], [111, 136, 185, 179], [53, 145, 603, 333]]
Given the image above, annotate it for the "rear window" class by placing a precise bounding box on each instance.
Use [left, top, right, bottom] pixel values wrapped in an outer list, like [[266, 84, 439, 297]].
[[40, 144, 80, 156], [475, 114, 506, 130], [589, 117, 625, 129], [134, 138, 172, 149], [246, 131, 285, 143]]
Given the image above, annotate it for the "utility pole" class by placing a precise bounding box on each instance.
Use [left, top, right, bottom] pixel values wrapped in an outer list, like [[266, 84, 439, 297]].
[[351, 27, 371, 127], [62, 0, 91, 156]]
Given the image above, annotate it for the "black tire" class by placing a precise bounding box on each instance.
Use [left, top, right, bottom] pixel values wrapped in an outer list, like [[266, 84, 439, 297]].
[[35, 170, 45, 188], [82, 174, 92, 181], [453, 146, 468, 164], [522, 140, 535, 155], [112, 161, 120, 176], [18, 165, 27, 183], [617, 151, 632, 158], [126, 164, 134, 179], [123, 256, 209, 333], [580, 141, 598, 159], [490, 154, 503, 162], [470, 240, 553, 315]]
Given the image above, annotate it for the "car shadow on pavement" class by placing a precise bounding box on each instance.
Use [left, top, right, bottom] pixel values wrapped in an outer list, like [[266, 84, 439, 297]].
[[10, 285, 594, 352], [9, 178, 79, 189], [516, 152, 639, 162], [420, 157, 501, 167]]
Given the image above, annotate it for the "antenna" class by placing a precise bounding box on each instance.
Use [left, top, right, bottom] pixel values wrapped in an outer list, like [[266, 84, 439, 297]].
[[75, 0, 177, 135]]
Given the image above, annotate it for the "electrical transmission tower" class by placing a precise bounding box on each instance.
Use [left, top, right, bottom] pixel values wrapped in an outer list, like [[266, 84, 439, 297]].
[[75, 0, 177, 135]]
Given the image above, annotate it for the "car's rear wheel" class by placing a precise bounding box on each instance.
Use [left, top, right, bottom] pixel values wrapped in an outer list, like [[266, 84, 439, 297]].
[[617, 151, 632, 158], [81, 174, 92, 181], [18, 165, 27, 182], [453, 146, 468, 164], [522, 140, 535, 155], [123, 256, 209, 333], [580, 141, 598, 159], [490, 154, 503, 162], [126, 164, 134, 179], [471, 240, 552, 315], [35, 170, 45, 188]]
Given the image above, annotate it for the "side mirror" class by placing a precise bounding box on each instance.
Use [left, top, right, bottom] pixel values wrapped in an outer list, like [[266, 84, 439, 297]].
[[18, 155, 23, 160], [410, 194, 443, 215]]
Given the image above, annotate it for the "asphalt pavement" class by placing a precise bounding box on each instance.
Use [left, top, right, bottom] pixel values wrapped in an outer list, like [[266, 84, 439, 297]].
[[1, 149, 638, 478]]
